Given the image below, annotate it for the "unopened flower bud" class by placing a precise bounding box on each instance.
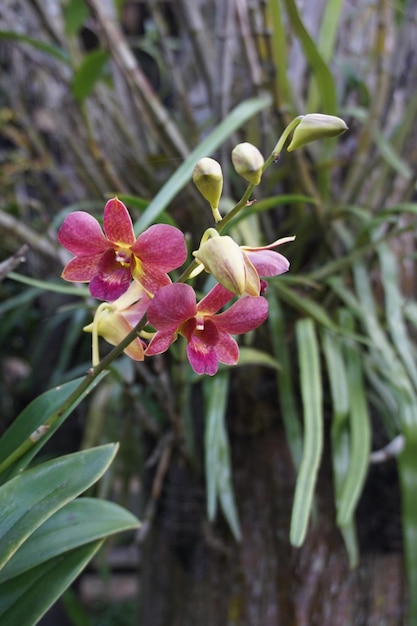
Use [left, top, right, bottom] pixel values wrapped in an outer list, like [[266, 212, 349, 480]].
[[193, 232, 260, 296], [231, 142, 264, 186], [192, 158, 223, 212], [287, 114, 348, 152]]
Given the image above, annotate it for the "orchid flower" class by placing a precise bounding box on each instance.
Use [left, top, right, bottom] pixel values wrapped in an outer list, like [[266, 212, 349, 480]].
[[83, 282, 150, 365], [58, 197, 187, 301], [145, 282, 268, 375]]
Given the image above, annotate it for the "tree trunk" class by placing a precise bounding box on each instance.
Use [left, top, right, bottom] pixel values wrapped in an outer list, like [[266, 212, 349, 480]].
[[139, 415, 406, 625]]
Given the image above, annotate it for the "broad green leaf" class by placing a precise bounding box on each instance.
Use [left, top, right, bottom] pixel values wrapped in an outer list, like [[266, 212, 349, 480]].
[[290, 319, 323, 546], [204, 373, 241, 541], [0, 498, 139, 583], [0, 444, 117, 569], [72, 50, 110, 103], [0, 540, 103, 626], [0, 372, 108, 483], [134, 94, 272, 232], [0, 31, 68, 63]]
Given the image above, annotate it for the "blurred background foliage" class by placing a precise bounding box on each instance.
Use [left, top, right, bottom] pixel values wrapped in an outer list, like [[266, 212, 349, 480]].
[[1, 0, 417, 623]]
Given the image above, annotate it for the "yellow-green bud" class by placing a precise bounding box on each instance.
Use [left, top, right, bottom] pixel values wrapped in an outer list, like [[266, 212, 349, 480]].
[[287, 114, 348, 152], [192, 158, 223, 211], [231, 142, 264, 186], [193, 233, 260, 296]]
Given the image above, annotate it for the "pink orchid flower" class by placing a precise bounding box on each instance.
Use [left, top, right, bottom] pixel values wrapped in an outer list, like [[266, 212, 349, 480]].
[[83, 282, 151, 364], [58, 197, 187, 301], [145, 282, 269, 376]]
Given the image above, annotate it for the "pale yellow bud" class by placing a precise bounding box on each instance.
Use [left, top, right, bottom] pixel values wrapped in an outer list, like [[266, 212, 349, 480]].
[[287, 114, 348, 152], [231, 142, 264, 186], [192, 158, 223, 211], [193, 235, 247, 296]]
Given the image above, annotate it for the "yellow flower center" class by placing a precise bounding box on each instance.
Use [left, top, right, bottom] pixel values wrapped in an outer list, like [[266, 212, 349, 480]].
[[115, 246, 132, 267]]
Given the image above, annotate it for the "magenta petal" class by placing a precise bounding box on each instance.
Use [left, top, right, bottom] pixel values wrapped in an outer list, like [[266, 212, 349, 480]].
[[103, 198, 136, 245], [215, 296, 268, 334], [185, 321, 220, 375], [61, 253, 103, 282], [90, 272, 131, 301], [133, 262, 172, 295], [197, 283, 235, 315], [246, 249, 289, 277], [89, 250, 132, 300], [147, 283, 196, 330], [216, 332, 239, 365], [58, 212, 109, 255], [146, 330, 177, 356], [132, 224, 187, 271]]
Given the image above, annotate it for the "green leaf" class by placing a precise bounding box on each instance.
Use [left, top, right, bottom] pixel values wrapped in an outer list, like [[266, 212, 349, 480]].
[[333, 312, 370, 529], [0, 540, 103, 626], [0, 31, 68, 63], [0, 444, 117, 570], [290, 319, 323, 546], [204, 373, 241, 541], [268, 291, 303, 466], [274, 280, 336, 329], [0, 373, 108, 482], [63, 0, 89, 36], [237, 347, 281, 370], [282, 0, 337, 114], [7, 271, 90, 296], [378, 242, 417, 389], [0, 498, 139, 583], [72, 50, 110, 103], [134, 94, 272, 232]]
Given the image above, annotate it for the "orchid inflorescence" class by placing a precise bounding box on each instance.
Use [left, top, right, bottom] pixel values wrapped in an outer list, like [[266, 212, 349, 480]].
[[58, 114, 347, 375]]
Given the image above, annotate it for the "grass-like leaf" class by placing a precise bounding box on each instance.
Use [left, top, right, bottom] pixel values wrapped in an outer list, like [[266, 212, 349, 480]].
[[290, 318, 323, 546], [204, 372, 241, 541]]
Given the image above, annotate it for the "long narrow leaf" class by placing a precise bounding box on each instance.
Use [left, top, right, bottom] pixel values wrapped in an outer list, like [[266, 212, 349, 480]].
[[290, 319, 323, 546], [204, 372, 241, 541], [336, 316, 370, 527], [268, 290, 303, 466]]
